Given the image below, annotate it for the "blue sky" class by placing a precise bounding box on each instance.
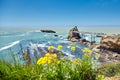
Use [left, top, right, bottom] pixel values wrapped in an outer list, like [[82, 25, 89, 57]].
[[0, 0, 120, 27]]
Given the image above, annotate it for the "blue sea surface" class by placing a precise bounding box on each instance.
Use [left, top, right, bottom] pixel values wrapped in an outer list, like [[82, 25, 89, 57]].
[[0, 27, 101, 63]]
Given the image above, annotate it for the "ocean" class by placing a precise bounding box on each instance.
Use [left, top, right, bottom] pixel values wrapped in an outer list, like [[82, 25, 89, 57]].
[[0, 26, 119, 62]]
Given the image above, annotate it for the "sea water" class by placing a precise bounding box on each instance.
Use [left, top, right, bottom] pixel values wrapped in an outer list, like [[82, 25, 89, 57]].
[[1, 26, 116, 62]]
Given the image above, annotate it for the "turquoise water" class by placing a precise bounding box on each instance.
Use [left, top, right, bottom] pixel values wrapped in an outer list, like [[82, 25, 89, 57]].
[[0, 27, 102, 62]]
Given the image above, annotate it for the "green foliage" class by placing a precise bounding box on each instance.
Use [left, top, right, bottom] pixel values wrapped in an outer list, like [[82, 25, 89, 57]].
[[118, 36, 120, 39], [98, 63, 120, 77], [0, 54, 98, 80]]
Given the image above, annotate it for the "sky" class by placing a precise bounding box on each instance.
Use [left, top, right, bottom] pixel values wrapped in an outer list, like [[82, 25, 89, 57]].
[[0, 0, 120, 27]]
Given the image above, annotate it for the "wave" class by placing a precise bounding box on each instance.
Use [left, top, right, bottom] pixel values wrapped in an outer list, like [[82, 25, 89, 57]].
[[37, 43, 46, 47], [0, 33, 29, 37], [0, 40, 20, 52]]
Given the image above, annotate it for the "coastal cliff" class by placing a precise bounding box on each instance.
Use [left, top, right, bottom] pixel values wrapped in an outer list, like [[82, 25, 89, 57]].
[[100, 35, 120, 54], [91, 35, 120, 63], [67, 27, 120, 63]]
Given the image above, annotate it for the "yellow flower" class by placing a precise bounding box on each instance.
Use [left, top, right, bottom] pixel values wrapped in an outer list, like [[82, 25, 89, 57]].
[[48, 46, 54, 51], [45, 53, 51, 57], [73, 58, 80, 64], [37, 58, 42, 65], [88, 50, 93, 55], [37, 57, 46, 65], [37, 53, 59, 65], [84, 53, 90, 58], [95, 53, 100, 57], [82, 48, 89, 53], [48, 59, 52, 63], [56, 60, 61, 64], [97, 75, 105, 80], [57, 45, 63, 50], [70, 46, 76, 51], [51, 54, 57, 59], [43, 57, 48, 61]]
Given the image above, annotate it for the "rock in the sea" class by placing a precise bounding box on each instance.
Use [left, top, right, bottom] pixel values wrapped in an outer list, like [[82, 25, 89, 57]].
[[100, 34, 120, 54], [67, 26, 81, 41], [54, 34, 58, 37], [40, 30, 56, 33]]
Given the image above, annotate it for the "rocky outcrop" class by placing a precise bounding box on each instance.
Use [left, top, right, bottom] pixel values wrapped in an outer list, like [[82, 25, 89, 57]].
[[100, 34, 120, 54], [98, 50, 120, 63], [67, 26, 81, 42], [40, 30, 56, 33], [91, 35, 120, 63]]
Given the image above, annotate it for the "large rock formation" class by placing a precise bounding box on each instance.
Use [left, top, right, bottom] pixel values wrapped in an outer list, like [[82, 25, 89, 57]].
[[100, 34, 120, 54], [91, 34, 120, 63], [67, 26, 81, 42]]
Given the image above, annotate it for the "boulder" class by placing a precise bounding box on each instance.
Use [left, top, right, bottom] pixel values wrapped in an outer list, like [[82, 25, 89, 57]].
[[67, 26, 81, 41], [54, 34, 58, 37], [100, 35, 120, 54]]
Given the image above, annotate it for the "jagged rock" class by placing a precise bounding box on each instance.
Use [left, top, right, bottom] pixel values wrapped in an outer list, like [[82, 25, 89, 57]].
[[67, 26, 81, 41], [100, 34, 120, 54]]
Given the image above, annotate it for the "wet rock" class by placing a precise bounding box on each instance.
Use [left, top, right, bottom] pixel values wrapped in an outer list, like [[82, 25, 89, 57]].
[[54, 34, 58, 37], [67, 26, 81, 41], [41, 30, 56, 33], [71, 37, 79, 42]]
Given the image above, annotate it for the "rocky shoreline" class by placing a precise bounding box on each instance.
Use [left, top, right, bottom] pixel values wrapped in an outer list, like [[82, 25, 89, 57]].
[[23, 26, 120, 63], [67, 26, 120, 63]]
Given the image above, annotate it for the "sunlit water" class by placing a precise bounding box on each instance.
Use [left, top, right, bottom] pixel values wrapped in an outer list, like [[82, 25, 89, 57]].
[[0, 27, 109, 63]]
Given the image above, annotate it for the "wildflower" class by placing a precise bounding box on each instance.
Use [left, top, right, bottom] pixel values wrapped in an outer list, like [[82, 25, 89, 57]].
[[97, 75, 105, 80], [37, 57, 44, 65], [95, 53, 100, 57], [37, 53, 59, 65], [88, 50, 93, 55], [57, 45, 63, 50], [37, 57, 48, 65], [56, 60, 61, 64], [70, 46, 76, 51], [48, 46, 54, 51], [48, 59, 52, 63], [51, 54, 57, 59], [84, 53, 90, 58], [45, 53, 51, 57], [73, 58, 80, 64], [82, 48, 89, 53]]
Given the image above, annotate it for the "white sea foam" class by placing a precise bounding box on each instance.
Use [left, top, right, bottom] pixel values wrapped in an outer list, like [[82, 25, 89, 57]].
[[34, 30, 41, 32], [0, 40, 20, 52], [37, 44, 46, 47], [62, 51, 75, 59], [85, 36, 89, 41], [59, 40, 69, 43], [1, 33, 28, 37]]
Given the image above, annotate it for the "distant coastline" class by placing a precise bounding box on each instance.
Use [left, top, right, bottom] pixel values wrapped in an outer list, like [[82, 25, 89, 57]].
[[0, 26, 120, 34]]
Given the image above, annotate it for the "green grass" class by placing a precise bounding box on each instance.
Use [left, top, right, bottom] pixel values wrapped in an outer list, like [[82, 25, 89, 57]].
[[118, 36, 120, 39], [0, 54, 99, 80], [1, 50, 120, 80], [98, 62, 120, 77]]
